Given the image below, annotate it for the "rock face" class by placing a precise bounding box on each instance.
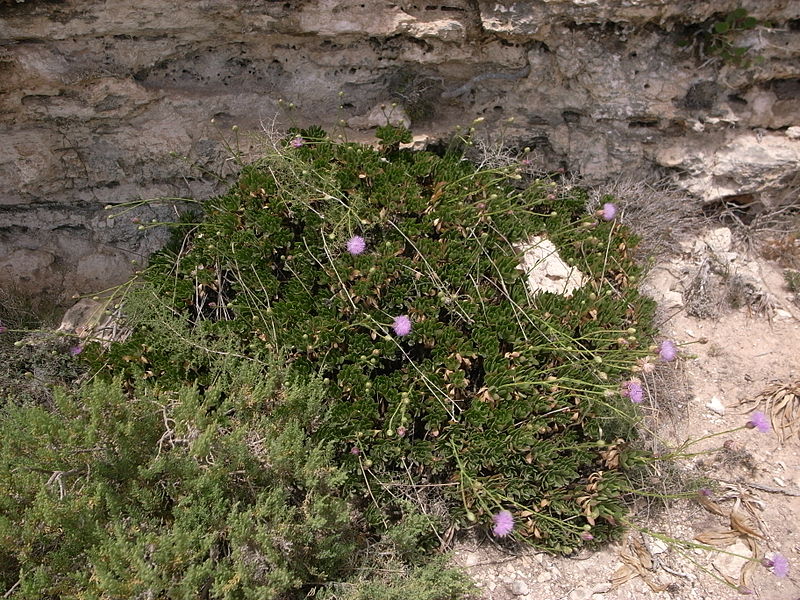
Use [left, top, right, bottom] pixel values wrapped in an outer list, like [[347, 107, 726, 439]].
[[1, 0, 798, 300]]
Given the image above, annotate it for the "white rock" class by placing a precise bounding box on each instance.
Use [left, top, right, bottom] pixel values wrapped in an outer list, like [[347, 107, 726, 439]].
[[705, 396, 726, 416], [702, 227, 732, 254], [515, 236, 586, 298], [786, 126, 800, 139], [510, 580, 530, 596], [569, 588, 593, 600], [712, 540, 752, 581], [347, 103, 411, 130], [650, 539, 669, 554], [536, 571, 552, 583]]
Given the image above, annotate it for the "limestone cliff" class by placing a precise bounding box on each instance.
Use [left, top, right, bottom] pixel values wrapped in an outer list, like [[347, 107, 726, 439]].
[[1, 1, 798, 299]]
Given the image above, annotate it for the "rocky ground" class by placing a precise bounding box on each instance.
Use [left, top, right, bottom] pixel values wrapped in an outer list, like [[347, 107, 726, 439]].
[[453, 225, 800, 600]]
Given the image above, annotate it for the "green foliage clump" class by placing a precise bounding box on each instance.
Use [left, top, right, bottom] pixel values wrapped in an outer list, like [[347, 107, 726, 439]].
[[0, 359, 472, 599], [678, 7, 763, 68], [1, 124, 658, 597], [99, 125, 654, 551]]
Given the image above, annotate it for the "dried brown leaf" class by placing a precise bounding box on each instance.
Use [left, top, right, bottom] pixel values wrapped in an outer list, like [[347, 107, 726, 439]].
[[730, 506, 763, 538], [694, 528, 740, 547], [609, 564, 638, 590], [642, 576, 669, 593], [632, 537, 653, 570], [698, 494, 729, 518]]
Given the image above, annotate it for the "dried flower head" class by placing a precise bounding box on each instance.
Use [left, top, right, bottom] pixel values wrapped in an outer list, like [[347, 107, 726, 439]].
[[601, 202, 618, 221], [392, 315, 412, 337], [346, 235, 366, 255], [491, 510, 514, 537], [746, 410, 771, 433], [658, 340, 678, 362]]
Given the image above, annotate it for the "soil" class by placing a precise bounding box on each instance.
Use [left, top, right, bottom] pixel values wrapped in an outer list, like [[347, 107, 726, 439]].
[[453, 226, 800, 600]]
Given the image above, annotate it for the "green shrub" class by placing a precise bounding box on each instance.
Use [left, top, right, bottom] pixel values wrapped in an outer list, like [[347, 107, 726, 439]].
[[2, 124, 658, 597], [1, 360, 470, 599], [97, 125, 655, 551]]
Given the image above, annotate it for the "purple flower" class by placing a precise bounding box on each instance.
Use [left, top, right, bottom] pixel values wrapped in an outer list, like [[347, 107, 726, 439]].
[[698, 488, 712, 497], [69, 345, 83, 356], [491, 510, 514, 537], [290, 136, 304, 148], [772, 553, 789, 577], [601, 202, 617, 221], [658, 340, 678, 362], [396, 426, 407, 438], [622, 380, 644, 404], [346, 235, 366, 255], [746, 410, 771, 433], [0, 322, 6, 334], [350, 446, 360, 455], [392, 315, 412, 337], [763, 553, 789, 577], [580, 531, 594, 541]]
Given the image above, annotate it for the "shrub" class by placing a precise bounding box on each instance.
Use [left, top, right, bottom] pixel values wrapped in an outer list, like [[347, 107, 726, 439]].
[[97, 125, 655, 551], [0, 360, 471, 599], [2, 124, 657, 597]]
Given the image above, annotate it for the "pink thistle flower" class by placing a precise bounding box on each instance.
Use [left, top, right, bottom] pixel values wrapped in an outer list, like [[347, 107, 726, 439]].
[[763, 553, 789, 577], [346, 235, 366, 255], [392, 315, 412, 337], [290, 136, 304, 148], [396, 426, 407, 438], [0, 322, 6, 334], [658, 340, 678, 362], [698, 488, 712, 497], [621, 380, 644, 404], [601, 202, 618, 221], [350, 446, 360, 455], [69, 345, 83, 356], [491, 510, 514, 537], [580, 531, 594, 541], [746, 410, 771, 433]]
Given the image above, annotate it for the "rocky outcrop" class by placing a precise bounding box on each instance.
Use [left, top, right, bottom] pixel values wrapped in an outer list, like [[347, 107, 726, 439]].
[[1, 1, 798, 300]]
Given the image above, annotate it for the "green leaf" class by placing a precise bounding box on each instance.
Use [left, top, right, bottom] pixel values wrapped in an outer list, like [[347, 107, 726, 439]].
[[730, 7, 748, 21]]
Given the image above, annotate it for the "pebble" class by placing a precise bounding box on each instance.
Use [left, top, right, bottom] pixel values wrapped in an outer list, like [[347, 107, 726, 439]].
[[569, 588, 593, 600], [537, 571, 553, 583], [705, 396, 726, 415], [511, 580, 530, 596]]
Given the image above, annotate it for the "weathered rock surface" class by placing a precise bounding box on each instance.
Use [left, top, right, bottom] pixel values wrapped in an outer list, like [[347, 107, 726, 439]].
[[1, 0, 798, 299]]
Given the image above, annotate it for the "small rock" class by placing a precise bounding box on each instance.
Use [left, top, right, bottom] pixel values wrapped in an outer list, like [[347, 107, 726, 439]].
[[702, 227, 732, 254], [347, 103, 411, 130], [705, 396, 726, 416], [569, 588, 593, 600], [516, 236, 586, 298], [786, 126, 800, 139], [462, 552, 480, 567], [536, 571, 552, 583], [650, 539, 669, 554], [713, 540, 751, 581], [510, 580, 530, 596]]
